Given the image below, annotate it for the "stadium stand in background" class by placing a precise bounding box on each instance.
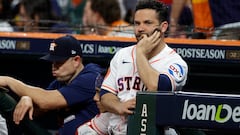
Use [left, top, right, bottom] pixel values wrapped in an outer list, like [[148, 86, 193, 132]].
[[0, 0, 239, 40]]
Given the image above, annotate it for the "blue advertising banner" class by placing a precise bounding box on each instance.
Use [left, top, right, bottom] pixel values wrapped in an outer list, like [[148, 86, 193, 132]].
[[0, 36, 134, 58], [170, 43, 240, 64], [0, 33, 240, 64]]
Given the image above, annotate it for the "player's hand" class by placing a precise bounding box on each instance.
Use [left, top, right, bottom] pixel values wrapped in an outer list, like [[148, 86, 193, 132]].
[[116, 98, 136, 115], [13, 96, 34, 124], [0, 76, 9, 87], [136, 29, 162, 57], [96, 101, 106, 113]]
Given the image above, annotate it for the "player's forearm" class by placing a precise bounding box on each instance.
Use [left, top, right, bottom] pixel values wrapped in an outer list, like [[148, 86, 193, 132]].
[[2, 76, 41, 97], [136, 51, 159, 91], [101, 93, 122, 114], [1, 76, 64, 109], [1, 76, 32, 96]]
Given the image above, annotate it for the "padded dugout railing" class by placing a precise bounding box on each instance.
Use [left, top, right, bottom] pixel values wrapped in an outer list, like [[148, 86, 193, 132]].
[[127, 91, 240, 135]]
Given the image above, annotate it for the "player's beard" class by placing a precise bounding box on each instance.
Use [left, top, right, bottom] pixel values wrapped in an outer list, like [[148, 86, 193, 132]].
[[135, 28, 161, 42], [135, 33, 147, 42]]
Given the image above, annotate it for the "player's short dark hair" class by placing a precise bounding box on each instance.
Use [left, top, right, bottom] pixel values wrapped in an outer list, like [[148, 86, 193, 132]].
[[135, 0, 169, 23]]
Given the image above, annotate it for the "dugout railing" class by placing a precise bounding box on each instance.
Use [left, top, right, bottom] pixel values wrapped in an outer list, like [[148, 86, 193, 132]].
[[127, 91, 240, 135]]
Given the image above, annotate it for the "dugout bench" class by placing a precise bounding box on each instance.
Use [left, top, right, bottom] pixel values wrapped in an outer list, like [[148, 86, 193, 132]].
[[127, 91, 240, 135]]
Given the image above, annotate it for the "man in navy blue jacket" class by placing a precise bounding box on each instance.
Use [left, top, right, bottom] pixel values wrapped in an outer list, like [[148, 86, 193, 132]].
[[0, 35, 103, 135]]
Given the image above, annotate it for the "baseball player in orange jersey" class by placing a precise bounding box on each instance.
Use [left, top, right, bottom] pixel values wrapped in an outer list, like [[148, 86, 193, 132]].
[[99, 0, 188, 134]]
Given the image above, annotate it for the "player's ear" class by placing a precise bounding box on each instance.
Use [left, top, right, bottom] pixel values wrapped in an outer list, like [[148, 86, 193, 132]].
[[160, 21, 168, 33]]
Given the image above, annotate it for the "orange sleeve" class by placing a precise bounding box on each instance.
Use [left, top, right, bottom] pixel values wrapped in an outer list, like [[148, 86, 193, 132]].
[[192, 0, 214, 31]]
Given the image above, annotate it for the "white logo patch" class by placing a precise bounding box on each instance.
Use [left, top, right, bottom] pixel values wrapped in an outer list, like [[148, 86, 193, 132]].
[[71, 50, 76, 54], [168, 63, 185, 82]]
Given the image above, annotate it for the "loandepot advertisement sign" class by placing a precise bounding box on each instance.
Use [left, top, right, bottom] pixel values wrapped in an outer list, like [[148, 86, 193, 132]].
[[127, 92, 240, 135], [182, 99, 240, 123], [155, 92, 240, 130]]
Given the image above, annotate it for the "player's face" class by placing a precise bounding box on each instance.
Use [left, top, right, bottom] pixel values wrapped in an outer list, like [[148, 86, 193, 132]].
[[52, 56, 80, 82], [134, 9, 164, 41]]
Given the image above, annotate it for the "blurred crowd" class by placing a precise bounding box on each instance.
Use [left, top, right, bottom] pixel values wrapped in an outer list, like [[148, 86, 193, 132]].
[[0, 0, 137, 36], [0, 0, 240, 40]]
